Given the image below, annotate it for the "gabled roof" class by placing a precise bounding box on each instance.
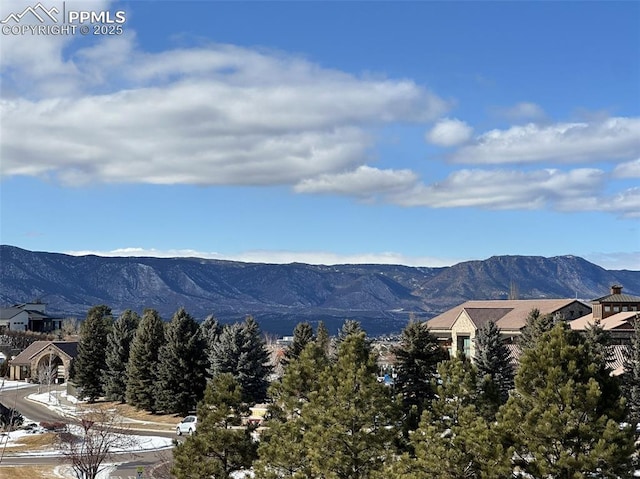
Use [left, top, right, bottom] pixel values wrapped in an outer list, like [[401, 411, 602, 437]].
[[10, 341, 79, 365], [0, 307, 55, 321], [591, 293, 640, 304], [428, 299, 586, 332], [457, 308, 512, 329], [570, 311, 638, 332], [0, 308, 25, 320]]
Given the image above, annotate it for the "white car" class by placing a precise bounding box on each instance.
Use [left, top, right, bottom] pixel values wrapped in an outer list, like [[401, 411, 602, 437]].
[[176, 415, 197, 436]]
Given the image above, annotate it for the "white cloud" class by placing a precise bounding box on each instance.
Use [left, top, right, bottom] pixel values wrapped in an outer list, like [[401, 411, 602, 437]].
[[294, 165, 418, 197], [425, 118, 474, 147], [450, 118, 640, 164], [498, 102, 546, 121], [0, 7, 636, 219], [63, 248, 461, 268], [389, 168, 606, 210], [1, 39, 448, 187], [0, 1, 116, 98], [613, 158, 640, 178], [560, 187, 640, 218]]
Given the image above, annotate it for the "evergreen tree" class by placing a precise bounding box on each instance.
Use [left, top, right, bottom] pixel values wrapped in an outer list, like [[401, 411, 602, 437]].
[[498, 324, 634, 478], [126, 309, 165, 412], [104, 310, 140, 403], [315, 320, 330, 358], [392, 320, 447, 432], [283, 321, 314, 365], [334, 319, 371, 359], [255, 333, 399, 479], [200, 314, 222, 352], [474, 320, 514, 419], [74, 305, 113, 402], [622, 315, 640, 424], [209, 316, 272, 404], [200, 314, 222, 377], [254, 341, 330, 478], [155, 308, 208, 415], [268, 340, 330, 420], [518, 308, 561, 350], [386, 356, 510, 479], [337, 319, 365, 341], [303, 332, 399, 478], [172, 373, 257, 479]]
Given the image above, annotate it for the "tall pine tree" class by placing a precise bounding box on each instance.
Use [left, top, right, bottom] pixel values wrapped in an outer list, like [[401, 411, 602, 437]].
[[74, 305, 113, 402], [474, 320, 514, 419], [104, 310, 139, 403], [254, 341, 330, 478], [155, 308, 208, 415], [172, 373, 257, 479], [315, 320, 330, 358], [518, 308, 561, 350], [386, 356, 510, 479], [498, 324, 634, 477], [392, 320, 447, 433], [125, 309, 165, 412], [256, 332, 398, 479], [209, 316, 272, 404], [283, 321, 314, 366], [200, 314, 222, 378]]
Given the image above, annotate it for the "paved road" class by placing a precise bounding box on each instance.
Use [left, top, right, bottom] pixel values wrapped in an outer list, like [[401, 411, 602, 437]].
[[0, 383, 177, 478], [0, 450, 172, 478], [0, 383, 66, 423]]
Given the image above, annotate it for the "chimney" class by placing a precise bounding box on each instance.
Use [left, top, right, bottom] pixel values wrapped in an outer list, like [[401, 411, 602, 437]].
[[611, 285, 623, 295]]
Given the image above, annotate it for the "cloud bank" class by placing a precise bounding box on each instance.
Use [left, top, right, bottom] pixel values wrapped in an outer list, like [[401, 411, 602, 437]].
[[1, 3, 638, 217]]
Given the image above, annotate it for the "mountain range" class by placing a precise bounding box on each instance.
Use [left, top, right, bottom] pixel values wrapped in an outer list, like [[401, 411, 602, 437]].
[[1, 245, 638, 336]]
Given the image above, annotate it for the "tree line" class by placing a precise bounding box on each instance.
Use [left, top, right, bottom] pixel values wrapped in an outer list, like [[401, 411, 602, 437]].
[[71, 305, 640, 478], [72, 305, 272, 415]]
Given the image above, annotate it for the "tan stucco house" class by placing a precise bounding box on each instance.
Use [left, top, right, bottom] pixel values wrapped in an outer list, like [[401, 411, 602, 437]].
[[9, 340, 78, 382], [427, 298, 591, 358]]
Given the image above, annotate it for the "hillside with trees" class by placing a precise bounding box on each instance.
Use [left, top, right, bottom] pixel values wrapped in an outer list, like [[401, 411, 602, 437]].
[[1, 245, 639, 336]]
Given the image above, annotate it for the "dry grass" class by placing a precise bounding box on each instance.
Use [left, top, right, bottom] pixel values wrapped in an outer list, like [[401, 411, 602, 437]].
[[0, 466, 58, 479], [104, 401, 181, 425], [2, 432, 58, 452]]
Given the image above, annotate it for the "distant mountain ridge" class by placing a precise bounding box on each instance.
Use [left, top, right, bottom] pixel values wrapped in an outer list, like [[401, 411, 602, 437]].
[[1, 245, 638, 336]]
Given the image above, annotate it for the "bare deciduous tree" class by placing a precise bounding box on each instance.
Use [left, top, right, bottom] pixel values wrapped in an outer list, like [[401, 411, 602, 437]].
[[62, 317, 80, 337], [58, 404, 139, 479], [35, 363, 57, 399]]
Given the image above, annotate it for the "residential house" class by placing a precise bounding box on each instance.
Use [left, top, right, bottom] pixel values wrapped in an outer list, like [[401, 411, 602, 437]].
[[0, 302, 63, 333], [9, 340, 78, 382], [570, 285, 640, 375], [570, 285, 640, 345], [427, 298, 591, 358]]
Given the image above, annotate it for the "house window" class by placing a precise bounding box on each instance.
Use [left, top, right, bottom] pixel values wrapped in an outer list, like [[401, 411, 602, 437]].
[[623, 306, 628, 312], [613, 306, 620, 312], [457, 336, 471, 358], [605, 306, 611, 312]]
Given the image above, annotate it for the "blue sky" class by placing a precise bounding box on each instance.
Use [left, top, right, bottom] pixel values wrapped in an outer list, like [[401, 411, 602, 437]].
[[1, 1, 639, 270]]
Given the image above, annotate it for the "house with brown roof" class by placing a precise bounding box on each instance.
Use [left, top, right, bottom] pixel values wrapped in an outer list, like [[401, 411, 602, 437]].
[[570, 285, 640, 343], [9, 340, 78, 382], [570, 310, 638, 344], [569, 285, 640, 371], [589, 285, 640, 320], [427, 298, 591, 358]]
